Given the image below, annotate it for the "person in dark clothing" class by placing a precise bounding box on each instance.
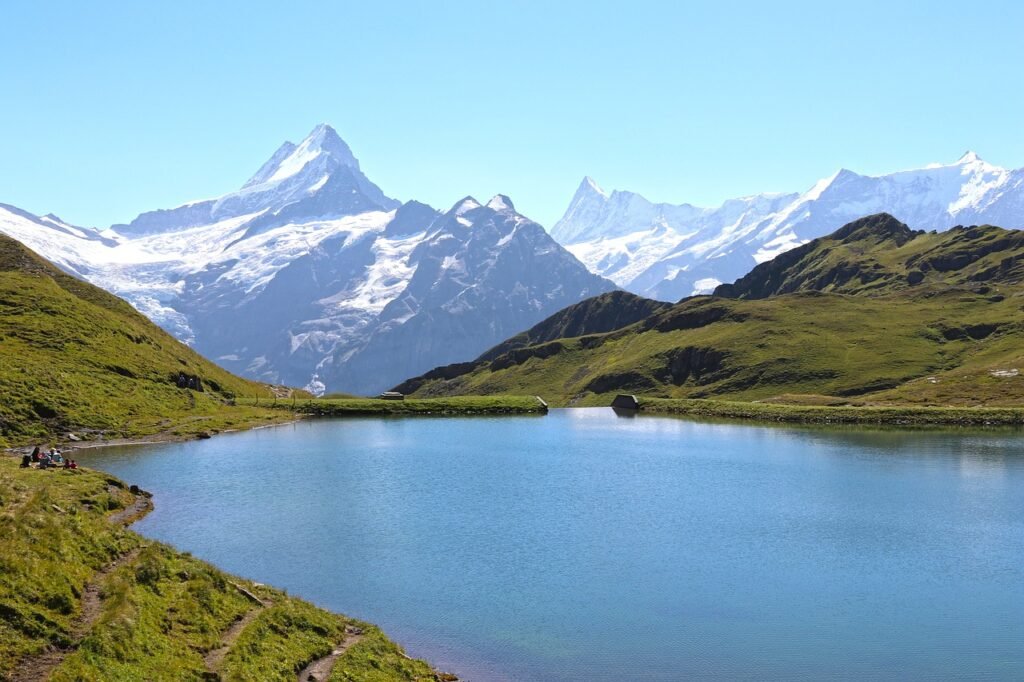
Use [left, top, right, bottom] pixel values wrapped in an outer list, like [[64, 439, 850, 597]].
[[31, 446, 41, 462], [21, 455, 31, 468]]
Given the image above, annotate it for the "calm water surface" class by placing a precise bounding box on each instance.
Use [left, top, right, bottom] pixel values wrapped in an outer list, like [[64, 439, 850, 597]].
[[77, 409, 1024, 680]]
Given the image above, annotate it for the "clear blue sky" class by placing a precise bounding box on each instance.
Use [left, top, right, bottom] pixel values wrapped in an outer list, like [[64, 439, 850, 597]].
[[2, 1, 1022, 229]]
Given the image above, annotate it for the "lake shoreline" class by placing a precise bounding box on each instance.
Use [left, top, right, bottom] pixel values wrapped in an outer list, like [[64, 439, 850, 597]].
[[2, 395, 548, 453], [13, 392, 1019, 454], [70, 409, 1024, 680], [636, 397, 1024, 426], [239, 394, 549, 417]]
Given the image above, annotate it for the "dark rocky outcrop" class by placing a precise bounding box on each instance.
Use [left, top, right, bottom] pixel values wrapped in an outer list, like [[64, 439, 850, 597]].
[[938, 323, 1002, 341], [645, 299, 746, 332], [583, 371, 659, 394], [654, 346, 729, 385], [489, 341, 565, 371]]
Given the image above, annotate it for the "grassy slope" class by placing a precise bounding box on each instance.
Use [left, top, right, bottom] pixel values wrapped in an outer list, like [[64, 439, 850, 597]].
[[404, 217, 1024, 409], [0, 234, 290, 447], [0, 457, 436, 680]]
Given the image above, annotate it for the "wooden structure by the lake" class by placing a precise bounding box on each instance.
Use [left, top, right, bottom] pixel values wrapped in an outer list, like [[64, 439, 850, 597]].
[[379, 391, 405, 400]]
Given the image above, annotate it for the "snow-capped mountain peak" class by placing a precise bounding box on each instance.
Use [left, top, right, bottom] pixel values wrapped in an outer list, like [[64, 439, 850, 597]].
[[111, 124, 396, 237], [580, 176, 607, 197], [234, 123, 363, 195], [486, 194, 515, 212], [548, 176, 631, 245], [242, 124, 360, 190], [452, 196, 482, 216], [957, 150, 982, 165], [242, 141, 298, 188]]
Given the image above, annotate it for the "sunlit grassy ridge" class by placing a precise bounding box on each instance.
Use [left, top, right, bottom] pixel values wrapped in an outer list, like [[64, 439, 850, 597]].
[[0, 457, 437, 680], [0, 234, 292, 447], [401, 215, 1024, 412]]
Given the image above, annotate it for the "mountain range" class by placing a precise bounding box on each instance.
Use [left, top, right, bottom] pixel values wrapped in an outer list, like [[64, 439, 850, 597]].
[[552, 153, 1024, 300], [4, 126, 1024, 397], [0, 124, 613, 395]]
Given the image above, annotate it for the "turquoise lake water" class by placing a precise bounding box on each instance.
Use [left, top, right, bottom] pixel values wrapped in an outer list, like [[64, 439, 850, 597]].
[[77, 409, 1024, 680]]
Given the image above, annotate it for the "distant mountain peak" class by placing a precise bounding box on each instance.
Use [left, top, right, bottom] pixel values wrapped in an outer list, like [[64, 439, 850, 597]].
[[241, 123, 359, 190], [578, 176, 607, 198], [241, 142, 296, 189], [112, 124, 396, 237], [303, 123, 356, 160], [451, 196, 482, 215], [486, 194, 515, 212], [957, 150, 982, 165]]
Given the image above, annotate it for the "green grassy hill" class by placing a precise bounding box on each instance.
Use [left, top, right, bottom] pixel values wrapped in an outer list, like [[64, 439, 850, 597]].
[[0, 457, 436, 681], [400, 214, 1024, 408], [715, 213, 1024, 298], [0, 234, 291, 447]]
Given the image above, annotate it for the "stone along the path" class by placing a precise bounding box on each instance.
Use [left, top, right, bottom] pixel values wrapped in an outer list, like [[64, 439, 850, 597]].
[[296, 625, 365, 682]]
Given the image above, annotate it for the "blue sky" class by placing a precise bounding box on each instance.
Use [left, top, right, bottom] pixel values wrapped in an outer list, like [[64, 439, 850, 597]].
[[2, 1, 1022, 228]]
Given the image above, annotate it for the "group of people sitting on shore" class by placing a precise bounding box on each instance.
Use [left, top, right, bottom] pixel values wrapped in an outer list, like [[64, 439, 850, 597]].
[[21, 446, 79, 471]]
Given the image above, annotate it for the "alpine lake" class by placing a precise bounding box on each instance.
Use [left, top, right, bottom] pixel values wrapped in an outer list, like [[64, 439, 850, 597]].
[[76, 408, 1024, 680]]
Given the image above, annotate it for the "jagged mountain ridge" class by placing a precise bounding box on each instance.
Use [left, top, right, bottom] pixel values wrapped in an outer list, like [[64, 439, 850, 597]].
[[0, 125, 614, 395], [553, 152, 1024, 301]]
